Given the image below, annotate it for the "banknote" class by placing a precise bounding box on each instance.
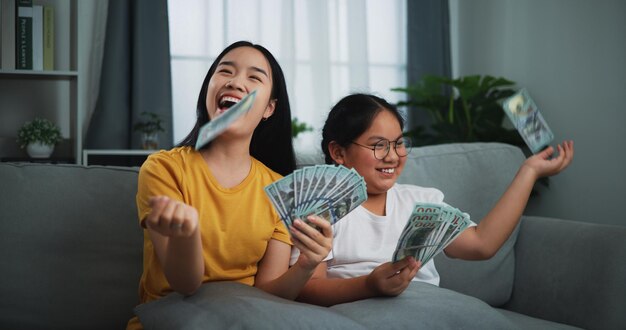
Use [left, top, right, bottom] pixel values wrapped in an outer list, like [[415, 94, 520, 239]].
[[264, 164, 367, 231], [501, 88, 554, 153], [396, 203, 443, 254], [396, 220, 441, 262], [195, 89, 258, 150], [393, 203, 471, 265]]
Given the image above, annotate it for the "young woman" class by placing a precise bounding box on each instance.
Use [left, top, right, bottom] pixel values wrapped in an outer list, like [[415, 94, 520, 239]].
[[127, 41, 332, 329], [294, 93, 573, 306]]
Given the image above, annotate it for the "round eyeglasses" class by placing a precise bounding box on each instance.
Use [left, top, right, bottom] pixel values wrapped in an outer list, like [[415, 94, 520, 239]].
[[351, 137, 412, 160]]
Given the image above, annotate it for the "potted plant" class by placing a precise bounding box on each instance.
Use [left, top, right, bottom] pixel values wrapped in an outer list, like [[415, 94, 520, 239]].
[[291, 117, 313, 139], [392, 75, 524, 147], [17, 118, 62, 158], [133, 112, 165, 149]]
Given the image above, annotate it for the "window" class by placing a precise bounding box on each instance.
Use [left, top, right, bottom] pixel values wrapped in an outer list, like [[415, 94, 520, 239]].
[[168, 0, 407, 148]]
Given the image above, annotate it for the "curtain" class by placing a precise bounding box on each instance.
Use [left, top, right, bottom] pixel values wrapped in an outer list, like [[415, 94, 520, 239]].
[[85, 0, 173, 150], [168, 0, 407, 150], [406, 0, 452, 131], [77, 0, 108, 148]]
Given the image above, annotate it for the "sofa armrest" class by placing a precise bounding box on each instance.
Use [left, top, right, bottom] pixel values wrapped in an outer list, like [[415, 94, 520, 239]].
[[505, 216, 626, 330]]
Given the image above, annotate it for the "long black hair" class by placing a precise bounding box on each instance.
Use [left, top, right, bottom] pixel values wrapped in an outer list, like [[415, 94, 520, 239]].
[[321, 93, 405, 164], [178, 41, 296, 176]]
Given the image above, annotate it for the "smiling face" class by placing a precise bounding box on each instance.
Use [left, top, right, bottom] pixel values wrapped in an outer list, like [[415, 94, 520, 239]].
[[204, 46, 276, 138], [331, 109, 406, 197]]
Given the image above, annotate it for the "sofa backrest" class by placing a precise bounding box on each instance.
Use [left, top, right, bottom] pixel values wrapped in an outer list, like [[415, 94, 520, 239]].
[[397, 142, 526, 306], [0, 163, 143, 330], [297, 142, 527, 306], [0, 143, 527, 328]]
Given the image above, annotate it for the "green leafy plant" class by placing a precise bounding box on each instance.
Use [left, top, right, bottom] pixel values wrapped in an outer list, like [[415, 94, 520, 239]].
[[133, 112, 165, 135], [392, 75, 524, 147], [17, 118, 62, 148], [292, 117, 313, 138]]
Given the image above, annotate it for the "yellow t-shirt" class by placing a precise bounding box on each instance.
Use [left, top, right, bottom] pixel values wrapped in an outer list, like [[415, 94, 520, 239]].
[[128, 147, 290, 328]]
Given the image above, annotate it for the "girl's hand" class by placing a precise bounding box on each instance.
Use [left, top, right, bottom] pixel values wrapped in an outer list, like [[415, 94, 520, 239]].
[[523, 140, 574, 180], [145, 196, 199, 237], [291, 215, 333, 271], [366, 257, 421, 296]]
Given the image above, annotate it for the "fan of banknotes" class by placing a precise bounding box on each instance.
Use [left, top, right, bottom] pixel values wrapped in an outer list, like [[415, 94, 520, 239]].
[[264, 164, 367, 229], [195, 89, 257, 150], [392, 203, 472, 265]]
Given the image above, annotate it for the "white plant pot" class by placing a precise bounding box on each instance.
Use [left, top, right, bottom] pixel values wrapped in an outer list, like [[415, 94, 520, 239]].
[[26, 142, 54, 158]]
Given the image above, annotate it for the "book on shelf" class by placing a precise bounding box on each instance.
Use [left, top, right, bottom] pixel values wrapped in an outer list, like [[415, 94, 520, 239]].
[[16, 0, 32, 70], [1, 0, 16, 69], [42, 4, 53, 70], [32, 4, 42, 70], [3, 0, 54, 71]]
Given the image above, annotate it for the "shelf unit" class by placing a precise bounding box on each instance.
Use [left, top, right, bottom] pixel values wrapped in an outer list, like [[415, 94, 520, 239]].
[[82, 149, 156, 166], [0, 0, 81, 163]]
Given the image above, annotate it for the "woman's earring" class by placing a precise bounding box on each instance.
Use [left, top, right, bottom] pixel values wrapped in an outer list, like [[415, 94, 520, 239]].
[[262, 117, 268, 121]]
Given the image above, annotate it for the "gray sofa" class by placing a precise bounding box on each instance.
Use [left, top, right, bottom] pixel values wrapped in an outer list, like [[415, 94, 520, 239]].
[[1, 143, 624, 329]]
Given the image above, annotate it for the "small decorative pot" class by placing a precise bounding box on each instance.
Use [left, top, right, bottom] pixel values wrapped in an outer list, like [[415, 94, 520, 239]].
[[142, 133, 159, 150], [26, 142, 55, 158]]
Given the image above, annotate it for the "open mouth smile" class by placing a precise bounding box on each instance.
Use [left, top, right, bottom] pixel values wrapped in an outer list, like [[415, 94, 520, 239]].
[[217, 95, 242, 115], [377, 168, 395, 174]]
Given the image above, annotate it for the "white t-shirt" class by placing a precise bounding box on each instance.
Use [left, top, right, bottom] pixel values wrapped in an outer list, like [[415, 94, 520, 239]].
[[291, 183, 474, 286]]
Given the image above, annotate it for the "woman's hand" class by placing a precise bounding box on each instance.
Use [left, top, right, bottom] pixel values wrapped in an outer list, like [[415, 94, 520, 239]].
[[145, 196, 199, 237], [522, 140, 574, 180], [366, 257, 421, 296], [290, 215, 333, 271], [144, 196, 203, 295]]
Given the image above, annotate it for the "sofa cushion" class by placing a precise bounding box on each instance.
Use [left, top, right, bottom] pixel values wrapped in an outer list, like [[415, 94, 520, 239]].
[[135, 282, 365, 329], [136, 282, 518, 330], [0, 163, 143, 330], [495, 308, 583, 330], [397, 143, 525, 306], [331, 282, 517, 329]]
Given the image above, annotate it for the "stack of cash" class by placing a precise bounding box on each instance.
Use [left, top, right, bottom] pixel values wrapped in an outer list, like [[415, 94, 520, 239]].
[[264, 164, 367, 230], [392, 203, 472, 265]]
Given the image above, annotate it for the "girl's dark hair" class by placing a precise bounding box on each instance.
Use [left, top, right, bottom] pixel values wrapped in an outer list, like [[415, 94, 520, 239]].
[[178, 41, 296, 176], [321, 93, 405, 164]]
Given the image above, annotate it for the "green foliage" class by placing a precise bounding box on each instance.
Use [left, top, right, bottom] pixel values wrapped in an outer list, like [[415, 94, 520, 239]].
[[133, 112, 165, 134], [291, 117, 313, 138], [17, 118, 62, 148], [392, 75, 524, 147]]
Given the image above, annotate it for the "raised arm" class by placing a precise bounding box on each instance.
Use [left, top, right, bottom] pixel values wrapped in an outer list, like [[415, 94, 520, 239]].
[[445, 141, 574, 260], [144, 196, 204, 295]]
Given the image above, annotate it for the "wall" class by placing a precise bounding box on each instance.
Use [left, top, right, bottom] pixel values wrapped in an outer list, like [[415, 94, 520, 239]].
[[450, 0, 626, 226]]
